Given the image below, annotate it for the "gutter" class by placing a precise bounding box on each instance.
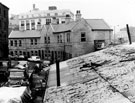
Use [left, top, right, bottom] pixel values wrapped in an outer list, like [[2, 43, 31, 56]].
[[53, 30, 71, 34], [92, 29, 113, 31]]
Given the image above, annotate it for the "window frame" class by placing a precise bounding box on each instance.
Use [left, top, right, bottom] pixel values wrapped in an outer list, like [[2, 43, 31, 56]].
[[81, 32, 86, 42], [14, 40, 17, 47], [31, 39, 33, 45], [19, 40, 22, 47]]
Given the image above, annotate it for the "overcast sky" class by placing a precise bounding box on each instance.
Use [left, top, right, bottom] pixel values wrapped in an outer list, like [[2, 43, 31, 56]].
[[1, 0, 135, 29]]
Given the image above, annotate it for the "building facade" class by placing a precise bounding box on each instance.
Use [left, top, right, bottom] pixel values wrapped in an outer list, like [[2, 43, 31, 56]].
[[18, 5, 74, 31], [8, 6, 112, 63], [0, 3, 9, 59]]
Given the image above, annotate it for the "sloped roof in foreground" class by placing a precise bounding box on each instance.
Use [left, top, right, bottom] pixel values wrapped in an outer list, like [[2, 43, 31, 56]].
[[44, 43, 135, 103]]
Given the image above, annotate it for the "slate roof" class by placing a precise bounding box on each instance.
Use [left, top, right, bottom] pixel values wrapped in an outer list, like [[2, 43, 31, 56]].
[[9, 30, 41, 39], [86, 19, 113, 31], [52, 21, 77, 34], [52, 19, 112, 34], [9, 19, 112, 38]]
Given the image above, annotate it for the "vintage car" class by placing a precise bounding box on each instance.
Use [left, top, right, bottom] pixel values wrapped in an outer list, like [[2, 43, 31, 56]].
[[7, 68, 29, 86], [28, 56, 41, 61]]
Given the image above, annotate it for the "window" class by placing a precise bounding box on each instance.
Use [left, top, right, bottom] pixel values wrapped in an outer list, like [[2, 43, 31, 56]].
[[48, 50, 50, 57], [10, 40, 13, 46], [48, 37, 50, 43], [44, 37, 47, 44], [19, 51, 22, 55], [31, 20, 35, 30], [26, 20, 30, 30], [31, 39, 33, 45], [46, 18, 51, 25], [67, 32, 70, 42], [60, 35, 62, 43], [81, 32, 86, 42], [57, 35, 59, 43], [19, 40, 22, 46], [35, 51, 38, 56], [3, 10, 6, 17], [21, 21, 24, 26], [61, 21, 65, 24], [37, 19, 41, 25], [55, 13, 58, 16], [56, 19, 59, 24], [14, 40, 17, 47], [44, 36, 50, 43], [52, 17, 56, 19], [35, 39, 37, 45], [31, 51, 34, 56], [66, 14, 70, 17], [47, 13, 50, 16], [15, 51, 18, 55]]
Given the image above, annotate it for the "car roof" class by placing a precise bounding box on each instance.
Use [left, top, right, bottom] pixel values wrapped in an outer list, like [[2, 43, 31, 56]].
[[9, 69, 25, 72]]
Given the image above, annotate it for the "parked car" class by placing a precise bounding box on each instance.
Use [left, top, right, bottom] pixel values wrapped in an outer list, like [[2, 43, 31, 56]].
[[7, 68, 29, 86], [28, 56, 41, 61]]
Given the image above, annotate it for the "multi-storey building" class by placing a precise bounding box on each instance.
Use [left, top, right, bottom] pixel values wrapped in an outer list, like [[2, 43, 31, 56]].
[[9, 6, 112, 63], [18, 4, 74, 31], [0, 3, 9, 59]]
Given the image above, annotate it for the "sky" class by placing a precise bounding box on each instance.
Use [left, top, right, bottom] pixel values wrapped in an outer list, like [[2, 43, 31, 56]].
[[1, 0, 135, 30]]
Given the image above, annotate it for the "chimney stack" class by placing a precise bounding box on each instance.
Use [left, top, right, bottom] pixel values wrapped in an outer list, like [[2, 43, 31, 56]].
[[65, 14, 71, 24], [32, 4, 39, 11], [33, 4, 35, 10], [76, 10, 81, 21], [49, 6, 57, 10]]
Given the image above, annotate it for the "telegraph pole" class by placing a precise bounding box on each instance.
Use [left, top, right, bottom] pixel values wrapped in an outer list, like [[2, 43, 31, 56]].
[[126, 24, 132, 44], [56, 58, 60, 86]]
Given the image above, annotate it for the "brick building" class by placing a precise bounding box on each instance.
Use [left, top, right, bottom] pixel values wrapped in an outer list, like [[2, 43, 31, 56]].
[[0, 3, 9, 59]]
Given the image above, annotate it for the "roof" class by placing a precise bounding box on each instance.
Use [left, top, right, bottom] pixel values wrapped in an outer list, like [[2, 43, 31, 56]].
[[52, 21, 77, 34], [0, 2, 9, 9], [19, 9, 74, 16], [45, 42, 135, 103], [9, 30, 41, 39], [52, 19, 112, 34], [86, 19, 113, 31]]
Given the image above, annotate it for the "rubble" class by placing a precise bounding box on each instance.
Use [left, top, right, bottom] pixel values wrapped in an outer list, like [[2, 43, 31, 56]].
[[44, 43, 135, 103]]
